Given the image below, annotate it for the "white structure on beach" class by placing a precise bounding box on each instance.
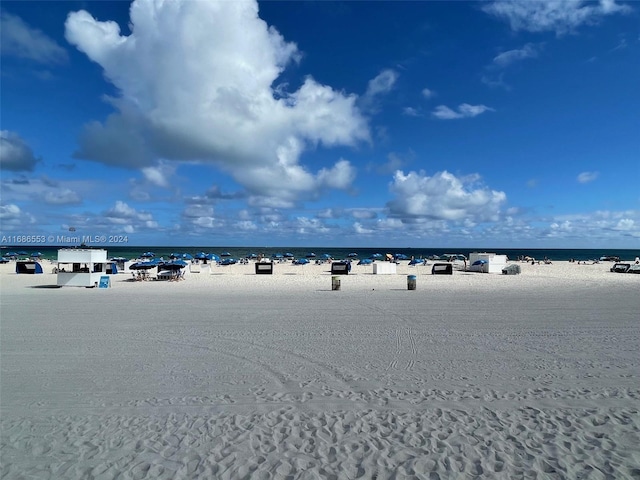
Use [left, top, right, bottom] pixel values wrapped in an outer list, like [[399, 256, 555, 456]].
[[468, 252, 508, 274], [56, 248, 109, 287]]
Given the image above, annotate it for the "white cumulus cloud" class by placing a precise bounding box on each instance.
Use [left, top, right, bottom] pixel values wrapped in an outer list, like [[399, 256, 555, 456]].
[[64, 0, 369, 206], [387, 170, 506, 222]]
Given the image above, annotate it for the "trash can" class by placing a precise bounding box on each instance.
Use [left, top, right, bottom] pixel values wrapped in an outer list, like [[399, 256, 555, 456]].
[[332, 276, 341, 291], [407, 275, 416, 290]]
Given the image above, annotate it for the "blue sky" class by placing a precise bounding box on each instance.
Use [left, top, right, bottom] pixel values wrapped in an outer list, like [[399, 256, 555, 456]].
[[1, 0, 638, 248]]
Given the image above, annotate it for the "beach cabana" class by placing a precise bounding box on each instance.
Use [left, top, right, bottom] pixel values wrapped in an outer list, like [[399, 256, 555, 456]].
[[468, 252, 507, 274], [56, 248, 109, 287], [16, 261, 43, 274]]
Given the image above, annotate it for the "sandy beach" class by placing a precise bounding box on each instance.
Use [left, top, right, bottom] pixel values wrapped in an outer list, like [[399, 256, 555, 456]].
[[1, 260, 638, 479]]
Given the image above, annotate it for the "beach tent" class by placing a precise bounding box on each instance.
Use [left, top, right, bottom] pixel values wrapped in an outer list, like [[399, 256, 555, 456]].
[[16, 261, 44, 274], [106, 263, 118, 274]]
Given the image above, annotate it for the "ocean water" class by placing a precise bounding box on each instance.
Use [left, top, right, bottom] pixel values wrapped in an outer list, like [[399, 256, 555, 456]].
[[2, 245, 638, 262]]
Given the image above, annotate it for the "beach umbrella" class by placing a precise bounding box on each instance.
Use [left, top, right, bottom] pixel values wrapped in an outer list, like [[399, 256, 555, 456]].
[[220, 258, 237, 265], [395, 253, 409, 260], [358, 258, 373, 265], [320, 253, 332, 260], [348, 252, 358, 258], [220, 252, 231, 257], [294, 258, 310, 265], [284, 252, 294, 258], [130, 261, 159, 270], [0, 257, 9, 264], [141, 251, 155, 258], [305, 252, 316, 258], [161, 259, 188, 270], [17, 251, 28, 256], [273, 253, 284, 259], [209, 253, 220, 262], [408, 258, 427, 266], [372, 253, 383, 259], [5, 252, 18, 257], [181, 253, 193, 260], [247, 253, 258, 259], [30, 252, 43, 257], [195, 252, 208, 260]]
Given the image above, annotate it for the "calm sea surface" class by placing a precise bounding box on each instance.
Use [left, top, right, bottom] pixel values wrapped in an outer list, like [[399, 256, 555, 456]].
[[2, 246, 638, 262]]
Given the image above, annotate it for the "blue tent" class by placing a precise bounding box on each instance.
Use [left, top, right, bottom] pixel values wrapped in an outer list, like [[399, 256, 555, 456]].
[[16, 261, 43, 274]]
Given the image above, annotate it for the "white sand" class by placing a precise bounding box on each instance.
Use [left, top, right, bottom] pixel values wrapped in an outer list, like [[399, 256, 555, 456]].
[[1, 260, 639, 479]]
